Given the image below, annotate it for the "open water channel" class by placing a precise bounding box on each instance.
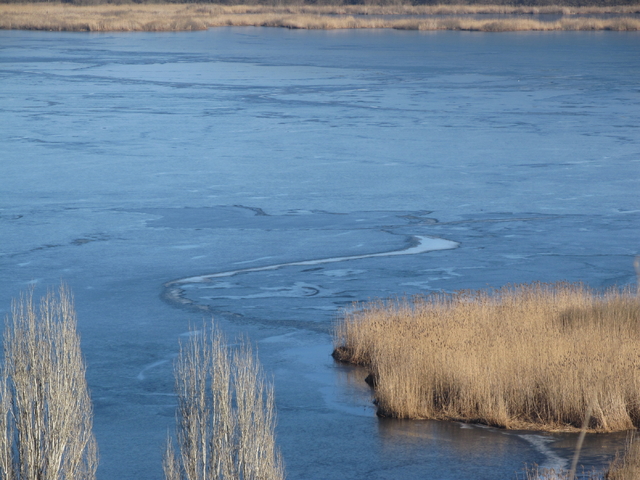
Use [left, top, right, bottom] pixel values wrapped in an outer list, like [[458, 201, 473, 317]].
[[1, 28, 639, 479]]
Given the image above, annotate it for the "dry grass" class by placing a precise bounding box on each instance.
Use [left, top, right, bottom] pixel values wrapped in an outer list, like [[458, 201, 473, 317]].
[[0, 286, 98, 480], [164, 322, 284, 480], [333, 282, 640, 432], [1, 3, 639, 31]]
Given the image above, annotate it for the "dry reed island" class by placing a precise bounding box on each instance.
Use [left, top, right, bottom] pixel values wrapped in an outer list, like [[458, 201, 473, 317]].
[[333, 282, 640, 433], [1, 1, 640, 31]]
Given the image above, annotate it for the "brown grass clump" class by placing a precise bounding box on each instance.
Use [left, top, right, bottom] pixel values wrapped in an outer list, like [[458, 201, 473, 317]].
[[164, 322, 285, 480], [333, 282, 640, 432], [0, 3, 639, 31]]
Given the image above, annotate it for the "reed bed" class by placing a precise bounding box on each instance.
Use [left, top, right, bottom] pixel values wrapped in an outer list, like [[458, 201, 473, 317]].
[[1, 3, 639, 31], [333, 282, 640, 432]]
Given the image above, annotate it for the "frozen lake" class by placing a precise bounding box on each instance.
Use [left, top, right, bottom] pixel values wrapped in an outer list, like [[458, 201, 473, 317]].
[[1, 28, 639, 479]]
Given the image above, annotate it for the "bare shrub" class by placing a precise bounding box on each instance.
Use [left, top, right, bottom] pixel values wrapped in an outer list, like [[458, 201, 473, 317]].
[[164, 323, 284, 480], [0, 285, 98, 480], [334, 282, 640, 432]]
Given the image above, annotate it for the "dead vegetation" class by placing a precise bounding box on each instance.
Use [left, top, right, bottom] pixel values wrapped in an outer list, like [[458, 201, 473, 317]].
[[1, 3, 639, 31], [164, 322, 284, 480], [333, 282, 640, 432]]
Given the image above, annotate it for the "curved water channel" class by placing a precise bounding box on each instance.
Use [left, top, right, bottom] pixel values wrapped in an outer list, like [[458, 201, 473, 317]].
[[163, 234, 459, 307], [1, 28, 639, 480]]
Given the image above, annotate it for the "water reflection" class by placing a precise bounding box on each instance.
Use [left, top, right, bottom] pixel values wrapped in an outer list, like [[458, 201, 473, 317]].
[[378, 419, 527, 477], [542, 430, 630, 471], [377, 416, 630, 478]]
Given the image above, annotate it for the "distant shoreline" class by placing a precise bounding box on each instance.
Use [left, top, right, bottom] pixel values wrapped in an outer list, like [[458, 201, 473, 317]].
[[1, 3, 640, 31]]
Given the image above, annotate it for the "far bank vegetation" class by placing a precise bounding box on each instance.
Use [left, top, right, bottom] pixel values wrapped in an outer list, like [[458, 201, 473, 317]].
[[333, 282, 640, 433], [1, 3, 639, 31]]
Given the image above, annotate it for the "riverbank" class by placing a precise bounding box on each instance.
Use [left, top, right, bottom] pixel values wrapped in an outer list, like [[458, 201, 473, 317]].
[[2, 3, 640, 31], [333, 282, 640, 432]]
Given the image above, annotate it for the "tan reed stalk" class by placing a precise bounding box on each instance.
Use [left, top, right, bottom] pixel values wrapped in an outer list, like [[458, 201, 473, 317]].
[[0, 285, 98, 480], [634, 256, 640, 296], [334, 282, 640, 432], [569, 396, 595, 480], [164, 322, 284, 480]]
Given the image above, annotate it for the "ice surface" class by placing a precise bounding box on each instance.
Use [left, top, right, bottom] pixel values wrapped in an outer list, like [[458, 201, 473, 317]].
[[1, 28, 639, 480]]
